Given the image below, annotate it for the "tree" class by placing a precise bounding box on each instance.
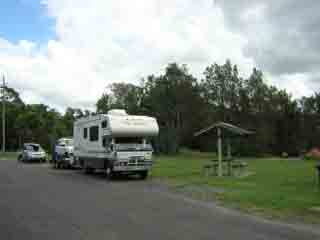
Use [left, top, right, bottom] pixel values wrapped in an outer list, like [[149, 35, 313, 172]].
[[96, 93, 111, 113], [202, 60, 243, 121], [96, 83, 143, 114], [141, 63, 205, 153]]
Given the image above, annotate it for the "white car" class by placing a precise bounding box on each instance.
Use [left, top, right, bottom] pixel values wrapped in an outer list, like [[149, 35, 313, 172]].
[[18, 143, 47, 163]]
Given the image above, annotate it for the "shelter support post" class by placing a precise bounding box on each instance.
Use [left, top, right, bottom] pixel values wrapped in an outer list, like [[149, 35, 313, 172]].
[[227, 138, 232, 176], [217, 127, 222, 177]]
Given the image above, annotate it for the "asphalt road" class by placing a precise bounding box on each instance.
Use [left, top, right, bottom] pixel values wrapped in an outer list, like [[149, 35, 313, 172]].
[[0, 160, 319, 240]]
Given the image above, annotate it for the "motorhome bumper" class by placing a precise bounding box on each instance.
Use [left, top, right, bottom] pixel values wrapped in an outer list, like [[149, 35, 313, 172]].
[[113, 165, 152, 172]]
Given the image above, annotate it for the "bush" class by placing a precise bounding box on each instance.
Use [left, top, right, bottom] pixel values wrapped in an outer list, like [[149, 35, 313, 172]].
[[304, 154, 320, 161], [304, 148, 320, 161], [259, 153, 276, 158]]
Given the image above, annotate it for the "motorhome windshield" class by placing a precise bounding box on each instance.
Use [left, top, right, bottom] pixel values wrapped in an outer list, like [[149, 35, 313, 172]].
[[114, 137, 153, 151], [115, 137, 143, 144]]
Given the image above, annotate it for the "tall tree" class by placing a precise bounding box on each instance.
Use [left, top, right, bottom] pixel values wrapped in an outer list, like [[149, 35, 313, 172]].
[[202, 60, 243, 122], [142, 63, 205, 153]]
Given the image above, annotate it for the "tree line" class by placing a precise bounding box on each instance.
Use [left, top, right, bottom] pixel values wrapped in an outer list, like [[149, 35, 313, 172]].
[[2, 60, 320, 156], [0, 87, 92, 152]]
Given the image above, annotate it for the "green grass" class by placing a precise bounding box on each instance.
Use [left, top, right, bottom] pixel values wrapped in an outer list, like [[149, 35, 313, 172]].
[[0, 152, 19, 160], [151, 151, 320, 223]]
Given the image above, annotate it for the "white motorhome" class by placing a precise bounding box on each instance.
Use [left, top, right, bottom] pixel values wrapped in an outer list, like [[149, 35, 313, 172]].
[[73, 109, 159, 179]]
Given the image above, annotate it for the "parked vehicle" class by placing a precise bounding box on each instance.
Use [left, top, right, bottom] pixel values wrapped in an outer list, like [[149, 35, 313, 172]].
[[18, 143, 46, 163], [54, 138, 74, 168], [73, 109, 159, 179]]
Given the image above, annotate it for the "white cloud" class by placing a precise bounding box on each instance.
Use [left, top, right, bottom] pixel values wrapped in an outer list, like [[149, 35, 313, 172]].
[[267, 73, 314, 99], [1, 0, 255, 112], [241, 3, 267, 22], [219, 0, 320, 97]]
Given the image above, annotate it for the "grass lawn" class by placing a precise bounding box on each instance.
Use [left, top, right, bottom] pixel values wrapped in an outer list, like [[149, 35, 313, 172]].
[[0, 152, 19, 160], [151, 150, 320, 224]]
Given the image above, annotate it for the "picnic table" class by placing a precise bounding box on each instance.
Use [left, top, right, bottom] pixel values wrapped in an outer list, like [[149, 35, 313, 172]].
[[203, 158, 247, 177], [194, 122, 254, 177]]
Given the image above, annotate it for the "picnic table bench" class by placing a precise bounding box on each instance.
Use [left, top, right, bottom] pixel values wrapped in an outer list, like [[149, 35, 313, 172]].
[[203, 158, 248, 177], [231, 161, 248, 176], [316, 164, 320, 186]]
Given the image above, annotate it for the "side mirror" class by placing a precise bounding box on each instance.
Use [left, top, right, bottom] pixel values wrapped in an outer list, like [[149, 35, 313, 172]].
[[105, 144, 113, 153]]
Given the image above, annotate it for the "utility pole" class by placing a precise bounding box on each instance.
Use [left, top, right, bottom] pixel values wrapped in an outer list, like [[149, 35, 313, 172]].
[[2, 74, 6, 153]]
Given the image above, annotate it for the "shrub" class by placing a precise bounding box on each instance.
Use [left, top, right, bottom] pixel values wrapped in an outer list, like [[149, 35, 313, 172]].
[[304, 148, 320, 161]]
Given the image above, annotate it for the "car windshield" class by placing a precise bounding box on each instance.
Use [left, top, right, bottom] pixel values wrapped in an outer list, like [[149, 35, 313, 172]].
[[59, 139, 73, 146], [64, 139, 73, 146], [67, 139, 73, 146], [26, 145, 43, 152]]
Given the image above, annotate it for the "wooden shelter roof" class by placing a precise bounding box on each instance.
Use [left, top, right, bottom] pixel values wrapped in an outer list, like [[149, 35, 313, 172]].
[[194, 122, 254, 137]]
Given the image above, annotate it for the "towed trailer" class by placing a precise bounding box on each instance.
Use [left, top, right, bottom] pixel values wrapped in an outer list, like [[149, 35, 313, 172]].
[[73, 109, 159, 179]]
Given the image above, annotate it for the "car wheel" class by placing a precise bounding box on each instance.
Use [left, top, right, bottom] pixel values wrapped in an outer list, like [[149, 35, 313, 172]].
[[84, 167, 94, 174], [54, 161, 59, 169], [139, 171, 148, 180], [106, 167, 115, 179]]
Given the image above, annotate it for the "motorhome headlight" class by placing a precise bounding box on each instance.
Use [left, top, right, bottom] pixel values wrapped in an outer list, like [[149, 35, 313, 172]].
[[145, 152, 152, 160], [113, 160, 128, 166]]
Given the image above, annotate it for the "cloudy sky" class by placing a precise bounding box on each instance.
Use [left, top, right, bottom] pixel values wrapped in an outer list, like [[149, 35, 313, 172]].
[[0, 0, 318, 111]]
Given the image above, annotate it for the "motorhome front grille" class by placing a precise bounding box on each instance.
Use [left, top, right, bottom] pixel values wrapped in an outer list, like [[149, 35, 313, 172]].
[[127, 160, 152, 166], [129, 156, 144, 162]]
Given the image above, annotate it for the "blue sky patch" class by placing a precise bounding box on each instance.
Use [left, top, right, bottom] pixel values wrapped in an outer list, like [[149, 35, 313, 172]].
[[0, 0, 55, 44]]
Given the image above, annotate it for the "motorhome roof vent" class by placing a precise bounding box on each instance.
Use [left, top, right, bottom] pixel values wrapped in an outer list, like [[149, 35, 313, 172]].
[[107, 109, 128, 116]]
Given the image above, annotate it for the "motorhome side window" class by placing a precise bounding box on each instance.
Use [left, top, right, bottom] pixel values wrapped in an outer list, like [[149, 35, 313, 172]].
[[101, 120, 108, 128], [90, 126, 99, 141], [83, 128, 88, 139]]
